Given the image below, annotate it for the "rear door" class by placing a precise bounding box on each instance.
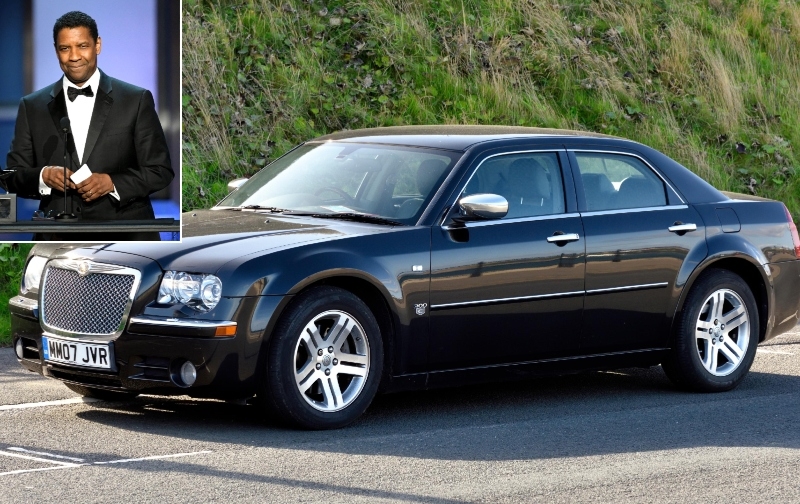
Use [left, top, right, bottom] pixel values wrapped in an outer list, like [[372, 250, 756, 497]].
[[569, 149, 705, 353], [428, 148, 585, 370]]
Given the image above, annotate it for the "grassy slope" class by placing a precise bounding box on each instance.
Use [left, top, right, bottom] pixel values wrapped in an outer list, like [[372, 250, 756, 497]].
[[182, 0, 799, 218]]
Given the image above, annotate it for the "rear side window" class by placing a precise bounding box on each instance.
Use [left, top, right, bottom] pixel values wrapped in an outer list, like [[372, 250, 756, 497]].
[[463, 152, 565, 219], [574, 152, 667, 211]]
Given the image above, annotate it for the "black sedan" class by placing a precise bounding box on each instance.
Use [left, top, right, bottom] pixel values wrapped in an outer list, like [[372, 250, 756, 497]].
[[10, 126, 800, 429]]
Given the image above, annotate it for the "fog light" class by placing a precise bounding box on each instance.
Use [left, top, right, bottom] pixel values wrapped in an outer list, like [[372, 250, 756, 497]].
[[15, 339, 24, 359], [180, 361, 197, 387]]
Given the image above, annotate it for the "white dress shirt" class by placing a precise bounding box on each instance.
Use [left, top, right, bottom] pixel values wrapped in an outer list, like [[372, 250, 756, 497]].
[[39, 69, 119, 200]]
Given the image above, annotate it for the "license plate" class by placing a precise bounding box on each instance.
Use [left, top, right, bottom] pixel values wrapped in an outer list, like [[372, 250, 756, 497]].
[[42, 336, 112, 369]]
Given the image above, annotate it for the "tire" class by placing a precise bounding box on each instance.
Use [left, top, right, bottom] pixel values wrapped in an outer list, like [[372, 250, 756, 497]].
[[259, 286, 384, 429], [662, 269, 759, 392], [64, 382, 138, 401]]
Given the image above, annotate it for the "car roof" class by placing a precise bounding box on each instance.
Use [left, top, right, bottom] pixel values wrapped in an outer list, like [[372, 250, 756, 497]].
[[310, 125, 620, 151], [309, 125, 727, 204]]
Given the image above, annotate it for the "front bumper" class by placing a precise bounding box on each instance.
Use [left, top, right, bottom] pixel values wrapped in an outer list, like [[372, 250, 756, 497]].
[[10, 296, 262, 399]]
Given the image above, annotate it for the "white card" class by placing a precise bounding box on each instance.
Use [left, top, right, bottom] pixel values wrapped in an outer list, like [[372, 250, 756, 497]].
[[70, 164, 92, 184]]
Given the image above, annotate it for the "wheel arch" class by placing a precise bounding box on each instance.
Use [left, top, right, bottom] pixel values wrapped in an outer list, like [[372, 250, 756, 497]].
[[303, 274, 397, 386], [673, 254, 771, 343], [260, 270, 400, 390]]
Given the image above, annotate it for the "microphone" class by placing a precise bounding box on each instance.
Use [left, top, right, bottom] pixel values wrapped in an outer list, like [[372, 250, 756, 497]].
[[55, 116, 77, 220]]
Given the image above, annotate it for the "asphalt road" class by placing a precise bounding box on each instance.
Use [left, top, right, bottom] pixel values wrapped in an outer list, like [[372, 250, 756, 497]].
[[1, 324, 799, 503]]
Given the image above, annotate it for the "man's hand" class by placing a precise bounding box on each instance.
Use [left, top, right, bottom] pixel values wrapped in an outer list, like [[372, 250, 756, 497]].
[[76, 173, 114, 203], [42, 166, 76, 192]]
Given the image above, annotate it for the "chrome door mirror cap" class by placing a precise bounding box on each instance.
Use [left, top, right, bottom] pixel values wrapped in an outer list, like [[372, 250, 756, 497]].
[[458, 193, 508, 221], [227, 178, 249, 191]]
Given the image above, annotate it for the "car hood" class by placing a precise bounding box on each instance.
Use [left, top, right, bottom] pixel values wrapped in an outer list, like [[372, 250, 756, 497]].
[[92, 210, 387, 272]]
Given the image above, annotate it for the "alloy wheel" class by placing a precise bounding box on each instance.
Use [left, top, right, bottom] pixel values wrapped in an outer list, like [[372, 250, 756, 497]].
[[293, 310, 370, 412], [694, 288, 750, 377]]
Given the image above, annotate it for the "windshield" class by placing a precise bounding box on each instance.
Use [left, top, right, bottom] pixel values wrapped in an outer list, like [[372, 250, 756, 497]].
[[218, 142, 459, 224]]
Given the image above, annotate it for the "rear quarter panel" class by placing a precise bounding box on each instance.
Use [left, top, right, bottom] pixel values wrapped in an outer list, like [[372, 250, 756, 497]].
[[686, 199, 799, 340]]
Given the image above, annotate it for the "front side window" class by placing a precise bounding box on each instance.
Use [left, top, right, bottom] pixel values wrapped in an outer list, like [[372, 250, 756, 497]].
[[462, 152, 566, 219], [575, 152, 667, 211], [218, 143, 458, 224]]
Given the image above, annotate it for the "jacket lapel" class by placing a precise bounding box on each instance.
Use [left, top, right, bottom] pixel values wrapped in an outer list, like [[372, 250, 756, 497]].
[[81, 71, 113, 165], [47, 79, 79, 170]]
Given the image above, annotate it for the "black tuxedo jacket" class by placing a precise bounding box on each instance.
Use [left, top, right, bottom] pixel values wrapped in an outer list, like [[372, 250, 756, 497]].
[[5, 70, 174, 240]]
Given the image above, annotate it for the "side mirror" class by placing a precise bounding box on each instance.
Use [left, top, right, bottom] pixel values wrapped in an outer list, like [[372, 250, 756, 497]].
[[227, 178, 249, 191], [456, 193, 508, 222]]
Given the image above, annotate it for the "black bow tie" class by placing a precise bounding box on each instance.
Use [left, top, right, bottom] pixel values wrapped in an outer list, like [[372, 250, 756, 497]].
[[67, 85, 94, 102]]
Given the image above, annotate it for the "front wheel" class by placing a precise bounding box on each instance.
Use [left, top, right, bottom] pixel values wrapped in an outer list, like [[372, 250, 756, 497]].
[[662, 269, 759, 392], [259, 286, 384, 429]]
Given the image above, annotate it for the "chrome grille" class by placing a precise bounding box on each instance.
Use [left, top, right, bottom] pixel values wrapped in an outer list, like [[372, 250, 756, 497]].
[[41, 261, 138, 336]]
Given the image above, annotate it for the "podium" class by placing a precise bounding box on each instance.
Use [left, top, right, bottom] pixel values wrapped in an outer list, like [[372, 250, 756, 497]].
[[0, 218, 180, 240]]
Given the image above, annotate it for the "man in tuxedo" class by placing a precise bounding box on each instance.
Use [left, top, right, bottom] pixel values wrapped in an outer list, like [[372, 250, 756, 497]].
[[4, 11, 174, 241]]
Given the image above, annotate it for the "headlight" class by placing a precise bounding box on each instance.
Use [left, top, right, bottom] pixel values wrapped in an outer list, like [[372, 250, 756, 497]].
[[22, 256, 48, 293], [158, 271, 222, 312]]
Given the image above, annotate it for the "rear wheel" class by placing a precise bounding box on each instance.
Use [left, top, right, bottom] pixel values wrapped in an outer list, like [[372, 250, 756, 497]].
[[64, 383, 138, 401], [662, 269, 759, 392], [259, 286, 384, 429]]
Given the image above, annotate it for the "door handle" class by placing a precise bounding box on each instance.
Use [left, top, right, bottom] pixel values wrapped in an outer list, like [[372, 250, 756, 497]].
[[668, 222, 697, 234], [547, 233, 580, 244]]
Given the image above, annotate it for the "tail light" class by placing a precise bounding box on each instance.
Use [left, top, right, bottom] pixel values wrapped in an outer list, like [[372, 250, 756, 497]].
[[785, 204, 800, 258]]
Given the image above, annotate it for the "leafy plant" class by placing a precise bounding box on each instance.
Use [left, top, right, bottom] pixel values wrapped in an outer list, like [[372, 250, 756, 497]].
[[0, 244, 32, 346]]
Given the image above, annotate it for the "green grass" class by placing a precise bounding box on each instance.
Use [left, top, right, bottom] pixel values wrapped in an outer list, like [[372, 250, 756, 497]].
[[182, 0, 800, 218], [0, 244, 33, 346]]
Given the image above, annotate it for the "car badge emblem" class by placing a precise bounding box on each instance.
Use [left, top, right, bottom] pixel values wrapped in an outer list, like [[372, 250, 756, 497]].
[[77, 261, 91, 277], [415, 303, 428, 316], [322, 355, 332, 366]]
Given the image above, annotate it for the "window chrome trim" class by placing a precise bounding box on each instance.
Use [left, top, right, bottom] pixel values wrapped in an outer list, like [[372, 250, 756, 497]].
[[39, 259, 142, 339], [430, 290, 584, 310], [128, 316, 237, 329], [443, 212, 580, 230], [569, 149, 687, 205], [431, 282, 669, 310], [581, 205, 688, 217], [442, 148, 568, 227], [585, 282, 669, 295]]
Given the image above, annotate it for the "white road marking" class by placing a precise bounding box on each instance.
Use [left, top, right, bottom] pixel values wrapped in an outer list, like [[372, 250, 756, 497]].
[[0, 450, 213, 477], [757, 349, 794, 355], [7, 447, 85, 462], [0, 465, 87, 477], [0, 397, 98, 411], [94, 450, 213, 465], [0, 450, 81, 467]]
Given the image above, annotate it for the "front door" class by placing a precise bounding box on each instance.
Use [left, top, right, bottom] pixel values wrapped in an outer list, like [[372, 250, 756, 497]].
[[428, 150, 585, 370]]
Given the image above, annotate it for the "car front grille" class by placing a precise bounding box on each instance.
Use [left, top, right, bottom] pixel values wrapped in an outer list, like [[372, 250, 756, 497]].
[[41, 260, 140, 336]]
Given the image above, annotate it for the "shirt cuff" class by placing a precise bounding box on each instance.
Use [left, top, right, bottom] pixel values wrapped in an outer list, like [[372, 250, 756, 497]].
[[38, 168, 52, 196], [109, 186, 120, 201]]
